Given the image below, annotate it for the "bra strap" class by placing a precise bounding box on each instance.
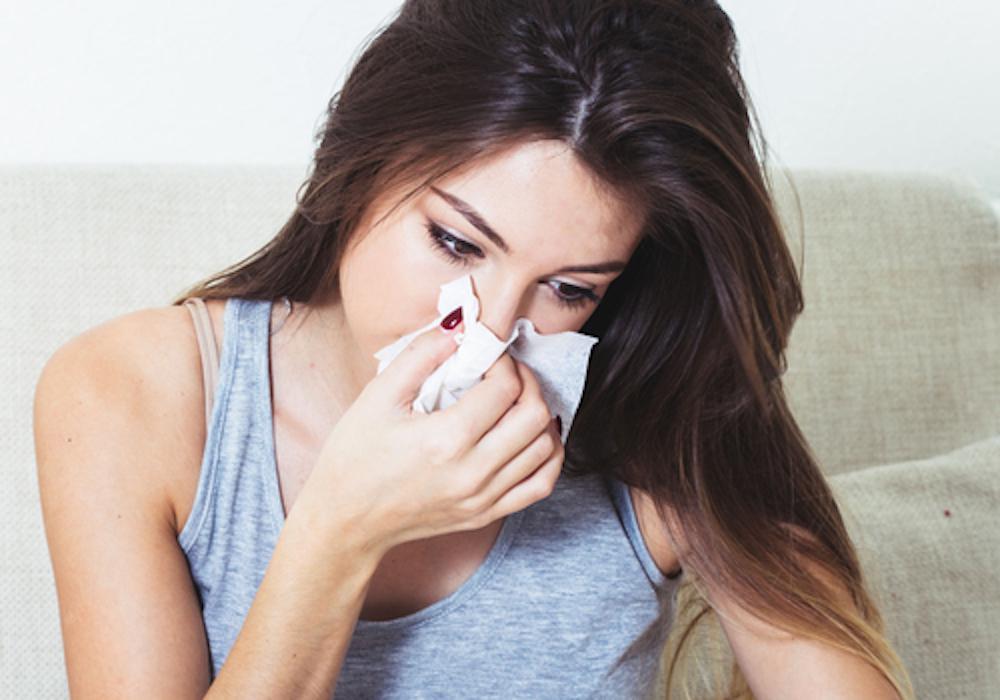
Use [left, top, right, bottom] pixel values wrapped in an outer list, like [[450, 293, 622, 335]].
[[183, 297, 220, 432]]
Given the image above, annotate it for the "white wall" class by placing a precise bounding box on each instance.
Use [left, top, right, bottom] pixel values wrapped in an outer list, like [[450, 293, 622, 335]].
[[723, 1, 1000, 207], [1, 1, 997, 206]]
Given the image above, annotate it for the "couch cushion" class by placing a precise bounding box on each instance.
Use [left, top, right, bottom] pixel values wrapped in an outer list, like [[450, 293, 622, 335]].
[[828, 433, 1000, 698]]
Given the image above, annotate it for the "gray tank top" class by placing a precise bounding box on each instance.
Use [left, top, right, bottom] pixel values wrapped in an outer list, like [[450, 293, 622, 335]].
[[177, 296, 682, 699]]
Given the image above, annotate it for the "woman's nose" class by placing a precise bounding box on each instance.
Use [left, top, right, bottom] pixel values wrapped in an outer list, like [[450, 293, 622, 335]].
[[472, 278, 526, 342]]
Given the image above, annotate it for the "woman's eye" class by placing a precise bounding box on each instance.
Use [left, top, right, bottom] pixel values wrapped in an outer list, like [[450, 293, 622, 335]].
[[424, 221, 483, 265], [424, 219, 600, 311], [549, 281, 599, 310]]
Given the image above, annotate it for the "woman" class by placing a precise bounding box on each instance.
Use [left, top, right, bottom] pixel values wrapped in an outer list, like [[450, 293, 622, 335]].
[[34, 0, 915, 698]]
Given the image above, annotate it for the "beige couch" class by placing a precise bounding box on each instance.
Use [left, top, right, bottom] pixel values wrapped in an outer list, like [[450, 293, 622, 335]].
[[2, 164, 997, 698]]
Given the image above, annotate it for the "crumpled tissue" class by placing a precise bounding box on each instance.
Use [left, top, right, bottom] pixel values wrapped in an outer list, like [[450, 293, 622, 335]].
[[372, 273, 599, 442]]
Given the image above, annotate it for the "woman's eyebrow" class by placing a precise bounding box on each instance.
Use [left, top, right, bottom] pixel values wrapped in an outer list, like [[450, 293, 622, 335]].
[[429, 185, 628, 275]]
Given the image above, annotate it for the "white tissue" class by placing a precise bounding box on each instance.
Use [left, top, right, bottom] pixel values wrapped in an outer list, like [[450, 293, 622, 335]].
[[372, 273, 599, 442]]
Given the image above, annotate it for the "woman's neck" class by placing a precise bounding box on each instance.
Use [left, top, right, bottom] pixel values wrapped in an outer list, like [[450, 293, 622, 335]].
[[272, 296, 372, 430]]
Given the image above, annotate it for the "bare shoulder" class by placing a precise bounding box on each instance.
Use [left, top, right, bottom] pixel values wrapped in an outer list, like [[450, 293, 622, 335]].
[[34, 300, 224, 533], [32, 301, 224, 696], [628, 485, 683, 579]]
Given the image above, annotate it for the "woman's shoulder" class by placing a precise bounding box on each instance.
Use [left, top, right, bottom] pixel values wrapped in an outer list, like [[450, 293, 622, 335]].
[[35, 300, 228, 533], [628, 484, 684, 579], [43, 300, 226, 412]]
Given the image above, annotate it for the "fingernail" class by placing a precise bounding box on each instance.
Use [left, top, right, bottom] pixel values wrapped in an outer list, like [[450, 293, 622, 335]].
[[440, 306, 462, 331], [555, 415, 563, 434]]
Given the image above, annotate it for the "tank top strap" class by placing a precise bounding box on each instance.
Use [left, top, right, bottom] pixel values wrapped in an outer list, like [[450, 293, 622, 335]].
[[177, 296, 284, 553]]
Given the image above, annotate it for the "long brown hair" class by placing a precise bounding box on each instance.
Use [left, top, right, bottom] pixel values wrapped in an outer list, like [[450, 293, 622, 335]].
[[172, 1, 914, 697]]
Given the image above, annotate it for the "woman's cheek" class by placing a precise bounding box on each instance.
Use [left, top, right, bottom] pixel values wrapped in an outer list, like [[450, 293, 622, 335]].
[[376, 225, 465, 343], [401, 223, 460, 282]]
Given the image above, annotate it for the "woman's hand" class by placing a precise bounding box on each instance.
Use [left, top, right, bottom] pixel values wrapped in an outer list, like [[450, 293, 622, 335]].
[[291, 317, 563, 559]]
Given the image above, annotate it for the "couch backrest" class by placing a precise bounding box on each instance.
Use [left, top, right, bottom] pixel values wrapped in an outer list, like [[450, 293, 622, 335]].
[[768, 167, 1000, 473]]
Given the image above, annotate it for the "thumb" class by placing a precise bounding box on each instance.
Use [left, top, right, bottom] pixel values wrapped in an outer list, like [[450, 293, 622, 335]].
[[371, 317, 465, 412]]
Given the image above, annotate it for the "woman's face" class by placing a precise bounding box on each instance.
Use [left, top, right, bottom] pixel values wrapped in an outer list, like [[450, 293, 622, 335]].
[[335, 138, 644, 378]]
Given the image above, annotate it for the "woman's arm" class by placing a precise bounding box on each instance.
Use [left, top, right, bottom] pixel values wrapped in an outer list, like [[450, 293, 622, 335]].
[[703, 554, 901, 700], [34, 314, 381, 699], [35, 325, 216, 698], [633, 490, 898, 699]]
